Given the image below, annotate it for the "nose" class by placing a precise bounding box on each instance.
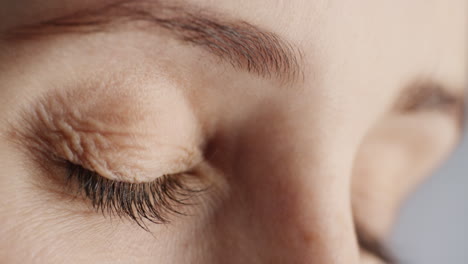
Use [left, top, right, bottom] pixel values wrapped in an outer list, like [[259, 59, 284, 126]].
[[204, 106, 361, 264]]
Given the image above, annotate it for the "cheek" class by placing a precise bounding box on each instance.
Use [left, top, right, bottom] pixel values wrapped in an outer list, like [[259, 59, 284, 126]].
[[0, 147, 190, 264]]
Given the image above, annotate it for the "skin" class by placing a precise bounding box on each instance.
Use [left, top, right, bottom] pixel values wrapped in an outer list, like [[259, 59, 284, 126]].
[[0, 0, 466, 263]]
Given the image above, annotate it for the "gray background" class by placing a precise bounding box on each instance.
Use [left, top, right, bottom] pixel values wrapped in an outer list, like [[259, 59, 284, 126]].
[[391, 128, 468, 263]]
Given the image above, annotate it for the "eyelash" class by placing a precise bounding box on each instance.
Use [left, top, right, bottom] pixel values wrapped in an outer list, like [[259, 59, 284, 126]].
[[64, 161, 202, 230]]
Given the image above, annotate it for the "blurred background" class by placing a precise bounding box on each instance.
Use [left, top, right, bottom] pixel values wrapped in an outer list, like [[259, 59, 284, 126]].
[[391, 126, 468, 263]]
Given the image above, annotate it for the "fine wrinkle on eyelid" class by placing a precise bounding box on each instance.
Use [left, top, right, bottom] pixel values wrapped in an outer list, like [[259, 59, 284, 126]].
[[51, 120, 199, 183], [16, 94, 203, 183]]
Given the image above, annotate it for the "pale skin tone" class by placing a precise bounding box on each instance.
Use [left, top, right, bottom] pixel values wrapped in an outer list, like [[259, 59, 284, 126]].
[[0, 0, 466, 263]]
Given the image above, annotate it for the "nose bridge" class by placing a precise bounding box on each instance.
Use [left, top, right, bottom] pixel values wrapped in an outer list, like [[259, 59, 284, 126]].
[[221, 108, 360, 263]]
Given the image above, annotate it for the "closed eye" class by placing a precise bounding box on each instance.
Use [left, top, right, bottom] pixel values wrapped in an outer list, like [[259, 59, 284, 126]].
[[64, 160, 205, 231]]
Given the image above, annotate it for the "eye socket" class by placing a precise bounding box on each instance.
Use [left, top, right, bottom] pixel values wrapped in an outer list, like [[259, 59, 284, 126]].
[[64, 160, 205, 230], [5, 84, 209, 230]]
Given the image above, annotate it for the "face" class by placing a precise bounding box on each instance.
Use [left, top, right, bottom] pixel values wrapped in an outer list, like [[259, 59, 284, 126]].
[[0, 0, 466, 263]]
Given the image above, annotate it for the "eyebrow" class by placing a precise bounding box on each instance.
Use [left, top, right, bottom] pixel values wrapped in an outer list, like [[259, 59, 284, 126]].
[[395, 79, 466, 131], [5, 0, 303, 84]]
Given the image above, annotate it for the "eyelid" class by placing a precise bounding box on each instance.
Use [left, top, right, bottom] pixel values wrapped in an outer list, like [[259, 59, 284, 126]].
[[12, 77, 206, 183]]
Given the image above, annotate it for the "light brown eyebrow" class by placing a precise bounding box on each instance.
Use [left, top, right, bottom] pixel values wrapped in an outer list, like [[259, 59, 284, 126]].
[[4, 0, 303, 84], [394, 79, 466, 132]]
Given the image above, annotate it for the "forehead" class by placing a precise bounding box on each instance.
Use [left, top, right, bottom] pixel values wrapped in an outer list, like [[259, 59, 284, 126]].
[[196, 0, 467, 91], [2, 0, 467, 98]]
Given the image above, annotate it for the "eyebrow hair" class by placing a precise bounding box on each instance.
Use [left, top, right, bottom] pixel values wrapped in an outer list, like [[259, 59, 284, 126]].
[[5, 0, 303, 84], [395, 79, 466, 131]]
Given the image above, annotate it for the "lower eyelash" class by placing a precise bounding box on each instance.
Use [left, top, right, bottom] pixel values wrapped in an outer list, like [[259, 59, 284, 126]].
[[65, 161, 203, 231]]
